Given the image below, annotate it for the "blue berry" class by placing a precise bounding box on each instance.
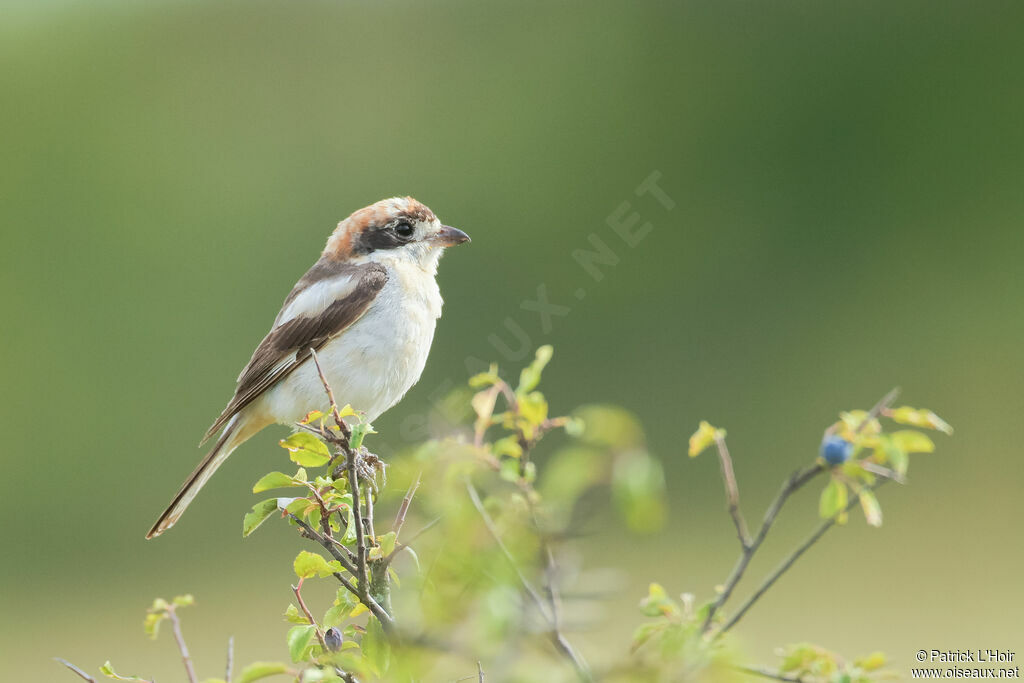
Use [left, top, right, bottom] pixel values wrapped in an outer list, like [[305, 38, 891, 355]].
[[821, 435, 853, 465]]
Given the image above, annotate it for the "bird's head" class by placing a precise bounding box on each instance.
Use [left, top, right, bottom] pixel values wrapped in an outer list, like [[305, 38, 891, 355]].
[[324, 197, 470, 274]]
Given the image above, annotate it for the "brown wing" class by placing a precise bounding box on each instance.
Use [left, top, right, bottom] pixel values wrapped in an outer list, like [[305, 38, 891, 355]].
[[201, 262, 388, 442]]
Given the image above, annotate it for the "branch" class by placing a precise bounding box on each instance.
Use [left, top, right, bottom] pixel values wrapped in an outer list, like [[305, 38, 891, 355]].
[[715, 479, 891, 637], [392, 473, 422, 537], [738, 666, 808, 682], [713, 433, 751, 548], [309, 349, 351, 440], [292, 580, 328, 651], [54, 658, 96, 683], [701, 461, 824, 632], [291, 515, 394, 632], [167, 606, 197, 683], [701, 387, 901, 633], [464, 479, 592, 681]]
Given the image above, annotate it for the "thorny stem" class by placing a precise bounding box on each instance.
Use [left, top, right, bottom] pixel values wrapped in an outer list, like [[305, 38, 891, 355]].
[[465, 479, 592, 681], [700, 389, 901, 634], [167, 606, 197, 683], [716, 479, 890, 638]]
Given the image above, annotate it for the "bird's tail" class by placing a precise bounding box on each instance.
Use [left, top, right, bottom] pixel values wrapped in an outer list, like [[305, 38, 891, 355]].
[[146, 413, 265, 539]]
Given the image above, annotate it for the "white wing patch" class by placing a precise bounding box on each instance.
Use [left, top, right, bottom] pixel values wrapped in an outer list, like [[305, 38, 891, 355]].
[[274, 274, 360, 327]]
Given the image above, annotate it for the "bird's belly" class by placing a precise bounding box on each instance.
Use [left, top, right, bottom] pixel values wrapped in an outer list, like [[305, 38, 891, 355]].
[[260, 296, 438, 425]]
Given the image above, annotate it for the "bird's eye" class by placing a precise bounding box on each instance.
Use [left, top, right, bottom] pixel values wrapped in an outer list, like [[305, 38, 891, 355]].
[[394, 223, 414, 239]]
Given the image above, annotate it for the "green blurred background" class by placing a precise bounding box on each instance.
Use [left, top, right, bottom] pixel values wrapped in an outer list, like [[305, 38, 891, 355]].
[[2, 0, 1022, 679]]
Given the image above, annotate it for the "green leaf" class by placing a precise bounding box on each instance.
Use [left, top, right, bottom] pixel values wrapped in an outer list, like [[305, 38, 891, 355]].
[[293, 550, 335, 579], [252, 471, 299, 493], [99, 662, 150, 681], [377, 531, 397, 557], [286, 624, 316, 663], [518, 345, 554, 393], [638, 582, 679, 618], [143, 611, 165, 639], [280, 432, 331, 467], [349, 421, 376, 450], [819, 478, 848, 520], [468, 363, 500, 388], [889, 430, 935, 454], [235, 662, 290, 683], [171, 594, 195, 608], [855, 652, 887, 671], [361, 617, 391, 676], [889, 406, 953, 434], [688, 421, 723, 457], [858, 489, 883, 527], [284, 604, 309, 624], [243, 499, 280, 537], [492, 435, 523, 459]]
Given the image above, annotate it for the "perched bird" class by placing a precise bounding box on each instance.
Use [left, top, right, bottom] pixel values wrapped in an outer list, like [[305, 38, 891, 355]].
[[147, 197, 470, 538]]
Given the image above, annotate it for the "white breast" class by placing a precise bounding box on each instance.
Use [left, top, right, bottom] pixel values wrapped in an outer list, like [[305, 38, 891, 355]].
[[257, 261, 443, 425]]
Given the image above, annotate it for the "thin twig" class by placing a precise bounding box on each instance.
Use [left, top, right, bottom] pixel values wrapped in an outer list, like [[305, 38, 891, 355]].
[[291, 515, 394, 631], [292, 581, 328, 651], [225, 636, 234, 683], [393, 473, 422, 537], [713, 433, 751, 548], [292, 516, 359, 575], [716, 479, 890, 637], [478, 661, 486, 682], [54, 658, 97, 683], [465, 479, 591, 681], [309, 348, 351, 440], [701, 462, 824, 632], [167, 606, 198, 683], [738, 666, 808, 682]]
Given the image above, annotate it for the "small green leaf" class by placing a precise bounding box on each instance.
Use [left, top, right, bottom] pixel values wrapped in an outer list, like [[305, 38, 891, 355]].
[[293, 550, 335, 579], [284, 604, 308, 624], [252, 471, 299, 493], [243, 499, 280, 537], [688, 421, 723, 457], [858, 489, 883, 527], [377, 531, 397, 557], [287, 624, 317, 663], [235, 662, 290, 683], [518, 345, 554, 393], [143, 612, 164, 639], [855, 652, 887, 671], [280, 432, 331, 467], [819, 478, 848, 520], [349, 421, 376, 450], [172, 594, 194, 608], [468, 363, 500, 388], [889, 430, 935, 454], [638, 582, 679, 618], [889, 406, 953, 435], [99, 662, 150, 681], [492, 435, 523, 459]]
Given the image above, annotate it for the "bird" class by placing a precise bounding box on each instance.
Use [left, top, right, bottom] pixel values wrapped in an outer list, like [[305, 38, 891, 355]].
[[146, 197, 470, 539]]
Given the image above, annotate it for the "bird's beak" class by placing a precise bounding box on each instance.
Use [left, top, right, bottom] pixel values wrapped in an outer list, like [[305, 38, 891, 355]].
[[434, 225, 471, 247]]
